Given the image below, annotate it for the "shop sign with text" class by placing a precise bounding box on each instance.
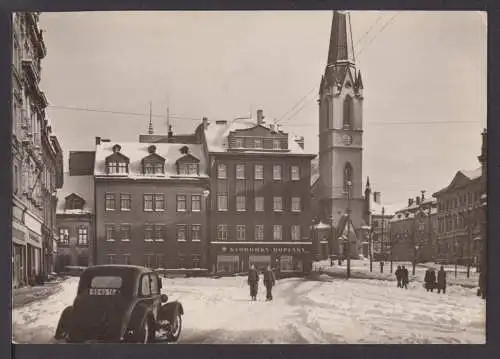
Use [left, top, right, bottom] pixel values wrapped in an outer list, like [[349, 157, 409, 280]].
[[220, 247, 307, 254]]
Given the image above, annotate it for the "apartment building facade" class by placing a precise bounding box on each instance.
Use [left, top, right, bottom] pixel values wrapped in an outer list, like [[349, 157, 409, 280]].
[[202, 112, 316, 274]]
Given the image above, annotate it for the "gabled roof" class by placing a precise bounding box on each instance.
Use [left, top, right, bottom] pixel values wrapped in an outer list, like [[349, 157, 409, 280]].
[[433, 167, 482, 197], [176, 153, 200, 163], [57, 174, 94, 215], [94, 142, 208, 179]]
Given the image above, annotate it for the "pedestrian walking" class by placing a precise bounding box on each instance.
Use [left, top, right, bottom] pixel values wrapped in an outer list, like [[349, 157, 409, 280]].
[[424, 268, 436, 292], [263, 265, 277, 301], [395, 266, 402, 288], [247, 264, 259, 301], [437, 266, 447, 294], [401, 266, 409, 289]]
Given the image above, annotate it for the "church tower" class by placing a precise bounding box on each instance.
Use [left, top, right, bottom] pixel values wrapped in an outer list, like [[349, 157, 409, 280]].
[[318, 11, 365, 241]]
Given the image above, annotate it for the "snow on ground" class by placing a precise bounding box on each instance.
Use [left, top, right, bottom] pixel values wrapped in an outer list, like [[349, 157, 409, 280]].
[[12, 275, 485, 344]]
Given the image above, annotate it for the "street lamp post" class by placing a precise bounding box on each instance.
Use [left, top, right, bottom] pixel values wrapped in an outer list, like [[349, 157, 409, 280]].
[[466, 206, 473, 279], [346, 180, 352, 279]]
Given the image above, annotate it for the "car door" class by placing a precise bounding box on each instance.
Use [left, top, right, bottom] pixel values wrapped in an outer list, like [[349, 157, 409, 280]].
[[149, 273, 161, 321], [138, 273, 153, 314]]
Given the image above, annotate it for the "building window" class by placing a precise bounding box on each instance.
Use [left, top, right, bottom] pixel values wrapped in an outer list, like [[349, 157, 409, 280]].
[[291, 225, 301, 241], [179, 163, 198, 175], [144, 254, 153, 268], [13, 164, 18, 194], [236, 164, 246, 179], [273, 197, 283, 212], [77, 227, 89, 246], [217, 163, 227, 179], [191, 195, 201, 212], [108, 254, 116, 264], [236, 225, 246, 241], [155, 194, 164, 211], [291, 166, 300, 181], [217, 193, 228, 211], [156, 254, 164, 269], [254, 164, 264, 180], [280, 256, 294, 272], [143, 162, 164, 174], [105, 193, 116, 211], [105, 224, 115, 241], [255, 197, 264, 212], [58, 228, 69, 245], [144, 194, 153, 211], [217, 224, 228, 241], [123, 254, 131, 265], [255, 225, 264, 241], [343, 163, 353, 194], [177, 225, 186, 241], [273, 139, 281, 150], [120, 194, 131, 211], [155, 224, 165, 242], [235, 138, 244, 148], [144, 224, 153, 242], [343, 95, 353, 129], [192, 225, 201, 241], [273, 165, 282, 180], [236, 196, 246, 211], [192, 255, 201, 268], [121, 224, 131, 241], [177, 195, 187, 212], [254, 138, 262, 148], [107, 161, 128, 174], [273, 225, 282, 241], [177, 254, 186, 269], [291, 197, 301, 212]]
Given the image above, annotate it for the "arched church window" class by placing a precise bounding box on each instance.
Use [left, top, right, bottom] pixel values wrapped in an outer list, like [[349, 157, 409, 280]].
[[343, 95, 353, 129], [343, 162, 353, 194]]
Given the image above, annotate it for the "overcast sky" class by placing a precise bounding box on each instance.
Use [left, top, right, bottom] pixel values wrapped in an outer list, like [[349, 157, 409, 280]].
[[39, 11, 486, 209]]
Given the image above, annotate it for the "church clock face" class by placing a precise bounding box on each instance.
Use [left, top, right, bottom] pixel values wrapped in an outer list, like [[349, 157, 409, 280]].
[[342, 134, 353, 145]]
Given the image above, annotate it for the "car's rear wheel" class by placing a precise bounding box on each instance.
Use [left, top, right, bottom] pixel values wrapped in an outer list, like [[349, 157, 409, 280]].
[[166, 312, 182, 342]]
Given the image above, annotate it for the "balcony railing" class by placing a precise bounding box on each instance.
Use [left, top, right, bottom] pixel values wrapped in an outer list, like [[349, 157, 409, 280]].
[[22, 58, 40, 83]]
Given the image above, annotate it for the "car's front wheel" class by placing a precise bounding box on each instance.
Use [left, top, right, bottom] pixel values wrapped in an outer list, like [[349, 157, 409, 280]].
[[137, 316, 155, 343], [166, 312, 182, 342]]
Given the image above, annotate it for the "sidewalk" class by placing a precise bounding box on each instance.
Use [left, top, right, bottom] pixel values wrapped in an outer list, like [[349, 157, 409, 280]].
[[12, 281, 64, 309]]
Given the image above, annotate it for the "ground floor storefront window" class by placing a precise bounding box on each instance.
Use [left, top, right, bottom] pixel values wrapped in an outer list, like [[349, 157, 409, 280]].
[[12, 244, 26, 288], [217, 255, 239, 273], [249, 255, 271, 271]]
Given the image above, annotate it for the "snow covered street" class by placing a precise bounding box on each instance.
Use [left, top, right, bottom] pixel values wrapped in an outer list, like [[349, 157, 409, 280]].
[[12, 275, 485, 344]]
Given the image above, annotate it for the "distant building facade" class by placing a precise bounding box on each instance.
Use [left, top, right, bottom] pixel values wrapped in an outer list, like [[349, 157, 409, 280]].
[[433, 167, 484, 266], [202, 111, 316, 274], [11, 12, 63, 287], [93, 136, 210, 269], [389, 194, 437, 262], [55, 173, 94, 271]]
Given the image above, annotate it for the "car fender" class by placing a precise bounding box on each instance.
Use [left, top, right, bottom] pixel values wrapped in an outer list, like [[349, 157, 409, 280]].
[[128, 303, 151, 331], [159, 301, 183, 322], [55, 306, 73, 340]]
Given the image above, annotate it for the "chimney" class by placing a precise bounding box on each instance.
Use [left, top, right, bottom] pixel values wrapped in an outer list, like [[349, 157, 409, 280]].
[[373, 191, 381, 204], [168, 124, 173, 137], [270, 123, 275, 132], [416, 196, 421, 206], [408, 198, 414, 207], [215, 120, 228, 125], [95, 136, 101, 145], [202, 117, 209, 130], [295, 136, 304, 149], [257, 109, 264, 125]]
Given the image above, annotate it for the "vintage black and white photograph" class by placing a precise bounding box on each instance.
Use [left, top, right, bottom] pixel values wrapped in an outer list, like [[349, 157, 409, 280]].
[[11, 10, 487, 344]]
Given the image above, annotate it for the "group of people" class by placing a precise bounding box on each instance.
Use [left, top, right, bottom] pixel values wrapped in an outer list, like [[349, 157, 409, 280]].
[[424, 266, 447, 294], [395, 265, 409, 289], [247, 264, 277, 301]]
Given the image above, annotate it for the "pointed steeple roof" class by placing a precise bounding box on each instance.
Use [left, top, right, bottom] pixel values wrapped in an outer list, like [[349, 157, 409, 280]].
[[366, 176, 371, 190], [148, 102, 154, 135], [355, 70, 364, 89], [327, 11, 356, 67]]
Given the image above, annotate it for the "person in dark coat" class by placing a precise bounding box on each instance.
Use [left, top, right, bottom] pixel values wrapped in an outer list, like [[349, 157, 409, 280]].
[[263, 265, 277, 301], [401, 266, 409, 289], [424, 268, 436, 292], [395, 266, 402, 288], [247, 264, 259, 301], [437, 266, 447, 294]]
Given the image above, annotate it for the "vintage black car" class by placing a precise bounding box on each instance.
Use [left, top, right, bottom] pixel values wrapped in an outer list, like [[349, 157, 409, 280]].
[[54, 265, 184, 343]]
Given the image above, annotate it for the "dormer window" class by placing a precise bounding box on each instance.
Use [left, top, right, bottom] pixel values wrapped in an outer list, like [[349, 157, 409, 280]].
[[273, 139, 281, 150], [176, 153, 200, 176], [65, 194, 85, 210], [235, 138, 244, 148], [141, 150, 165, 175], [105, 150, 129, 174], [254, 138, 262, 148]]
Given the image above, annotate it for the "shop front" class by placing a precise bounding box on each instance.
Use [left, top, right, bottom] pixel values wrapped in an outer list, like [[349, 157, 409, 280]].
[[211, 243, 312, 275], [12, 221, 27, 288]]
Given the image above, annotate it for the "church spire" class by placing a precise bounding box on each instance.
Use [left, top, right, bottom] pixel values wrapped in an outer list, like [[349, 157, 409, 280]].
[[148, 101, 154, 135], [327, 11, 356, 67]]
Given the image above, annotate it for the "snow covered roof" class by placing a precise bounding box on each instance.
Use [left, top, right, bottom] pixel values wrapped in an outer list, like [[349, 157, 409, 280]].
[[370, 201, 400, 217], [433, 167, 482, 197], [94, 142, 208, 179], [461, 167, 482, 180], [204, 118, 316, 157], [56, 173, 94, 215]]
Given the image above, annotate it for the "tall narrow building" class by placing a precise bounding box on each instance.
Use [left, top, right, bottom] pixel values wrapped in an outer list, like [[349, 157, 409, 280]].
[[317, 11, 365, 257]]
